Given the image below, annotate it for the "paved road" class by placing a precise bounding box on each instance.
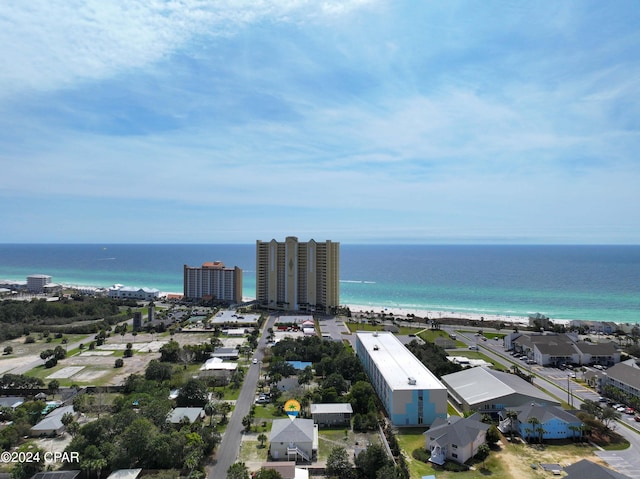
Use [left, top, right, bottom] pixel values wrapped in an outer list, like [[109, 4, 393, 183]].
[[451, 327, 640, 478], [208, 314, 276, 479]]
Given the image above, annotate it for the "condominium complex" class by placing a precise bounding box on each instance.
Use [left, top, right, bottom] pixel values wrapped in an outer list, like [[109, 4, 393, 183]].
[[27, 274, 52, 293], [183, 261, 243, 303], [355, 331, 448, 426], [255, 237, 339, 314]]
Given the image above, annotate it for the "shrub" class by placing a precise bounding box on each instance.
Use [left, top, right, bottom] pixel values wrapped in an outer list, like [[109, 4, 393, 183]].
[[412, 448, 430, 463]]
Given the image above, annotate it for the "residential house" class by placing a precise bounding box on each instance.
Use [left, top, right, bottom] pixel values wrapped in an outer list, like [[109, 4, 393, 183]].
[[31, 405, 76, 436], [498, 403, 583, 441], [269, 418, 318, 463], [257, 462, 309, 479], [310, 403, 353, 428], [105, 470, 143, 479], [167, 407, 204, 425], [0, 396, 24, 409], [31, 471, 81, 479], [198, 357, 237, 382], [564, 458, 631, 479], [424, 416, 489, 465]]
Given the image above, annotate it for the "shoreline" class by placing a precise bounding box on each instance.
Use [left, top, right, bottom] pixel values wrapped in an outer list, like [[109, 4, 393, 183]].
[[3, 280, 632, 327], [344, 303, 556, 326]]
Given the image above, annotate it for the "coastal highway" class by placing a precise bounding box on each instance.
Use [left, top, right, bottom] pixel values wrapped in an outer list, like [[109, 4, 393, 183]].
[[208, 314, 276, 479], [452, 328, 640, 478]]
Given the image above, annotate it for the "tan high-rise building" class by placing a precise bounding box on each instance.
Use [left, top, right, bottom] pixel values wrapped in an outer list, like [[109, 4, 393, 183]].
[[256, 237, 340, 313], [183, 261, 243, 303]]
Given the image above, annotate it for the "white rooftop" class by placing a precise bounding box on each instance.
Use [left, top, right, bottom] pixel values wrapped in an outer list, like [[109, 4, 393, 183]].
[[441, 367, 558, 407], [357, 332, 446, 391], [200, 358, 237, 371]]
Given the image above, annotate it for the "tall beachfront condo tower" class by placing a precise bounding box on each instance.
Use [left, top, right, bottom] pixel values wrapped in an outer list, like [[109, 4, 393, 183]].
[[183, 261, 243, 303], [27, 274, 52, 293], [255, 237, 340, 314], [355, 331, 448, 426]]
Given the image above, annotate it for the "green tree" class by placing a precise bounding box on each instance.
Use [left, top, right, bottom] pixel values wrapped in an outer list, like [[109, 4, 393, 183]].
[[48, 379, 60, 396], [504, 410, 519, 439], [114, 358, 124, 368], [526, 417, 540, 443], [183, 432, 204, 477], [226, 462, 250, 479], [298, 366, 314, 388], [253, 469, 283, 479], [159, 340, 181, 362], [326, 446, 353, 479], [348, 381, 377, 414], [145, 360, 174, 381], [119, 417, 156, 465], [257, 433, 268, 448], [10, 445, 45, 479], [355, 444, 390, 479], [176, 379, 208, 407], [475, 443, 490, 469], [486, 424, 501, 445], [600, 406, 621, 430]]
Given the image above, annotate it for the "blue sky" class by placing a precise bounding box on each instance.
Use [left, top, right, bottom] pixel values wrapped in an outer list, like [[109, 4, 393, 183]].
[[1, 1, 639, 244]]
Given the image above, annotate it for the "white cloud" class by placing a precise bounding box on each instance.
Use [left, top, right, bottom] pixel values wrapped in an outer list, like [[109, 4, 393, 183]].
[[0, 0, 377, 97]]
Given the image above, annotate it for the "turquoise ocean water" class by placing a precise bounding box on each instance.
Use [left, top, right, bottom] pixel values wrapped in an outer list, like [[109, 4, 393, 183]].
[[0, 244, 638, 324]]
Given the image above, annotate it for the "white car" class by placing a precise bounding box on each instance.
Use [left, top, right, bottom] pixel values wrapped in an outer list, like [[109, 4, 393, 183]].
[[252, 358, 258, 364]]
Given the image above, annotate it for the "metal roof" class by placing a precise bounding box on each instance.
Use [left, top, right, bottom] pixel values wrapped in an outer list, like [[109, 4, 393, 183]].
[[357, 332, 446, 391], [441, 367, 558, 407]]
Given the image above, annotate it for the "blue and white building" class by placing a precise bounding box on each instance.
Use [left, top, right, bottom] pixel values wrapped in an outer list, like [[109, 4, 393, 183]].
[[355, 331, 447, 426]]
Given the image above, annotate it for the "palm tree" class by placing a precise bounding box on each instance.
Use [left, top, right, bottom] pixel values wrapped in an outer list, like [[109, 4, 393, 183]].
[[505, 410, 519, 439], [568, 424, 581, 442], [526, 417, 540, 443], [204, 400, 219, 426], [257, 433, 267, 448]]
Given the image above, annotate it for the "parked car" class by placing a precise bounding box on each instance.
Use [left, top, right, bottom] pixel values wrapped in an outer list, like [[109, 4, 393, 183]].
[[635, 415, 640, 422]]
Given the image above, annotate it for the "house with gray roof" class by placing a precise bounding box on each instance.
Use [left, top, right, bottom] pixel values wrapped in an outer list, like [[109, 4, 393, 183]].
[[269, 418, 318, 463], [0, 396, 24, 409], [498, 403, 583, 441], [564, 459, 631, 479], [31, 471, 81, 479], [166, 407, 204, 424], [31, 405, 75, 437], [424, 416, 489, 465], [441, 367, 559, 413], [310, 403, 353, 428]]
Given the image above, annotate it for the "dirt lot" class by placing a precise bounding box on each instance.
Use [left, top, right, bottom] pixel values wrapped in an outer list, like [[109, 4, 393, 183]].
[[497, 438, 608, 478]]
